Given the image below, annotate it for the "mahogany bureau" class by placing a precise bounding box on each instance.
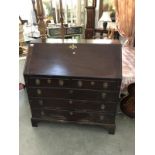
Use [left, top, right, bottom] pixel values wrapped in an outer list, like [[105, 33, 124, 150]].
[[24, 39, 122, 134]]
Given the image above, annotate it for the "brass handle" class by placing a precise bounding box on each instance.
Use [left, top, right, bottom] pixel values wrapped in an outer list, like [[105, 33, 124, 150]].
[[101, 104, 105, 110], [41, 111, 45, 116], [35, 79, 40, 85], [69, 100, 73, 104], [69, 90, 73, 94], [69, 44, 77, 50], [38, 100, 43, 106], [37, 89, 42, 95], [101, 92, 106, 99], [100, 115, 104, 120], [69, 112, 73, 115], [59, 80, 64, 86], [103, 82, 108, 88], [47, 79, 51, 84], [78, 80, 83, 87], [91, 81, 95, 86]]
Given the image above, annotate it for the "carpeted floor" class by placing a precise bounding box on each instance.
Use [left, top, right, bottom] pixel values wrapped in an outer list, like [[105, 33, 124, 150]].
[[19, 58, 135, 155]]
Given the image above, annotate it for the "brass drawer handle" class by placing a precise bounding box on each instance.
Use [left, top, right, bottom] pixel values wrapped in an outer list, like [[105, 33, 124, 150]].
[[91, 81, 95, 86], [78, 80, 83, 87], [69, 90, 73, 94], [103, 82, 108, 88], [100, 115, 104, 120], [101, 92, 106, 99], [59, 80, 64, 86], [35, 79, 40, 85], [69, 112, 73, 115], [37, 89, 42, 95], [47, 79, 51, 84], [38, 100, 43, 106], [41, 111, 45, 116], [69, 100, 73, 104], [101, 104, 105, 110]]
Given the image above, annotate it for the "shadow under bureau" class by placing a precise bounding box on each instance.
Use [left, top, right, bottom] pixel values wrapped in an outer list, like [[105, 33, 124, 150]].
[[24, 39, 122, 134]]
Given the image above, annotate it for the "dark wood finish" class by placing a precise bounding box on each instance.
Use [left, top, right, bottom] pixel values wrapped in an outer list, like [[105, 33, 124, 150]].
[[24, 40, 121, 78], [31, 118, 39, 127], [24, 39, 122, 134], [30, 98, 117, 113], [27, 77, 120, 91], [120, 83, 135, 118], [85, 7, 95, 39]]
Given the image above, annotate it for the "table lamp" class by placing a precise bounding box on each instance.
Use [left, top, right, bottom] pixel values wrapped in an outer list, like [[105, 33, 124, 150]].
[[98, 11, 111, 30]]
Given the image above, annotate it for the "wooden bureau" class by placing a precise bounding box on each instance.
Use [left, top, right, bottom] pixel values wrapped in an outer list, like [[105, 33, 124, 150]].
[[24, 39, 122, 134]]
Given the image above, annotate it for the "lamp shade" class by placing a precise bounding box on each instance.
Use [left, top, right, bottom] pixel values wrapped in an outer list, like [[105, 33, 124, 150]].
[[99, 11, 111, 22], [98, 11, 111, 29]]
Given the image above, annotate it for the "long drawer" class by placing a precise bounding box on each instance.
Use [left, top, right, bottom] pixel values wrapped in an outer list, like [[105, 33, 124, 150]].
[[27, 88, 119, 102], [29, 98, 117, 113], [26, 77, 120, 91], [32, 109, 115, 124]]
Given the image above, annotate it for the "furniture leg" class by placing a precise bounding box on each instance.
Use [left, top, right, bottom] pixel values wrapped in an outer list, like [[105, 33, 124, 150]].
[[31, 118, 38, 127]]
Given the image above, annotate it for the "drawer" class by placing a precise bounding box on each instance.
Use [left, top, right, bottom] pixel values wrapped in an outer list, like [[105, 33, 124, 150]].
[[72, 89, 119, 101], [26, 77, 120, 91], [27, 88, 119, 102], [71, 79, 120, 91], [27, 77, 71, 88], [27, 88, 70, 99], [32, 109, 115, 124], [30, 98, 117, 113]]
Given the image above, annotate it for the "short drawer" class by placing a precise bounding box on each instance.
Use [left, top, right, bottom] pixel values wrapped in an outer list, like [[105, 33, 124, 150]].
[[72, 89, 119, 101], [30, 98, 117, 113], [27, 88, 70, 99], [27, 77, 71, 88], [71, 79, 120, 91], [31, 109, 115, 124], [27, 88, 119, 102]]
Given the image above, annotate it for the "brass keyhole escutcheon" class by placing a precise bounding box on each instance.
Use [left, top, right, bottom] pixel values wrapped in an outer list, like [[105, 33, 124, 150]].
[[47, 79, 51, 84], [91, 81, 95, 86], [35, 79, 40, 85], [37, 89, 42, 95], [101, 104, 105, 110], [103, 82, 108, 88], [59, 80, 64, 86], [78, 80, 83, 87]]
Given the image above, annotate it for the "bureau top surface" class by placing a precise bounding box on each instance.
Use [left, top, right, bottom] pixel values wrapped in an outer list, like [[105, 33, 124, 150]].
[[24, 39, 122, 79]]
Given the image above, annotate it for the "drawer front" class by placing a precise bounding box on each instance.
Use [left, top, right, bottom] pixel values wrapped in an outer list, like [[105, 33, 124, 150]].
[[27, 78, 71, 88], [71, 79, 120, 91], [72, 89, 119, 101], [27, 88, 119, 102], [26, 77, 120, 91], [30, 98, 117, 113], [27, 88, 70, 99], [32, 109, 115, 124]]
